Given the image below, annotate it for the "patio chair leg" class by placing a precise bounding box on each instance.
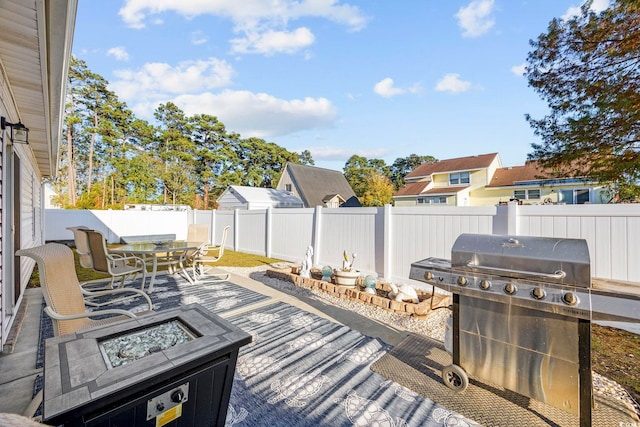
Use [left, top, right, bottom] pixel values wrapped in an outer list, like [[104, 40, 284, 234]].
[[195, 264, 230, 281], [22, 389, 42, 420]]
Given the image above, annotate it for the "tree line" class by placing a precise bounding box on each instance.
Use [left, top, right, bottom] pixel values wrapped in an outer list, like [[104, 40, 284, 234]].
[[52, 57, 435, 209]]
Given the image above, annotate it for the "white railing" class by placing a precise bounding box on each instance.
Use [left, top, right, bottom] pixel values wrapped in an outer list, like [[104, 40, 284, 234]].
[[45, 203, 640, 284]]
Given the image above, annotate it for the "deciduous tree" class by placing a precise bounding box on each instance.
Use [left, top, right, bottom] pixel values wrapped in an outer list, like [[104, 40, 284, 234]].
[[525, 0, 640, 198], [360, 171, 395, 206]]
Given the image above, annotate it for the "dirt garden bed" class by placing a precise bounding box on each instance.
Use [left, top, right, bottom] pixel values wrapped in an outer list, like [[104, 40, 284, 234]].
[[265, 267, 450, 318]]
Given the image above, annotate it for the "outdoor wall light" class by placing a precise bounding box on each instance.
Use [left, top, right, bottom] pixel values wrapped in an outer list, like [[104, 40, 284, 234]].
[[1, 116, 29, 144]]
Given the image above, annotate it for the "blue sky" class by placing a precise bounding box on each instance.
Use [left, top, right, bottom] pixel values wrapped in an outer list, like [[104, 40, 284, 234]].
[[72, 0, 609, 171]]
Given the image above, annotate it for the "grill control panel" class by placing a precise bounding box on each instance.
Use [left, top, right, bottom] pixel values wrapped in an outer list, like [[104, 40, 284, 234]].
[[410, 258, 593, 319]]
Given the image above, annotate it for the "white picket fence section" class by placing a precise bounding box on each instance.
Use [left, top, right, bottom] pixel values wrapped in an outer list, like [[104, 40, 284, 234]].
[[45, 203, 640, 285]]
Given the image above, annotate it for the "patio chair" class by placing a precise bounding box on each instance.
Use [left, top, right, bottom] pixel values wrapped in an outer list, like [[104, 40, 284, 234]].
[[174, 224, 211, 283], [191, 226, 231, 281], [67, 225, 115, 291], [16, 243, 153, 337], [83, 229, 148, 294]]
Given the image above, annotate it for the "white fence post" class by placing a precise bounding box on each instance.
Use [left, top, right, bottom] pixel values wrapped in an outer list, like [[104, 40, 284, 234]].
[[312, 206, 322, 266], [266, 208, 272, 258], [210, 210, 216, 243], [383, 204, 392, 281], [507, 201, 519, 235], [233, 209, 240, 251], [493, 203, 518, 235]]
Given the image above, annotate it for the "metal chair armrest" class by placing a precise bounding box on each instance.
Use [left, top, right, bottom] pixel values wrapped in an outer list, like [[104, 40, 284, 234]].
[[44, 306, 138, 320], [81, 287, 153, 310]]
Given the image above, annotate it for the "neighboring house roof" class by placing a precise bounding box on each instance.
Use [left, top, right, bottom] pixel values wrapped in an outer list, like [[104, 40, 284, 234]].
[[281, 163, 361, 207], [322, 194, 345, 203], [395, 183, 469, 198], [219, 185, 304, 208], [393, 182, 429, 197], [421, 185, 469, 195], [486, 161, 590, 188], [405, 153, 499, 180]]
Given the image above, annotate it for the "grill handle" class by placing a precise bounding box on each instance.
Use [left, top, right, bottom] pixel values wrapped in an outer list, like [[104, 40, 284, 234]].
[[466, 262, 567, 280]]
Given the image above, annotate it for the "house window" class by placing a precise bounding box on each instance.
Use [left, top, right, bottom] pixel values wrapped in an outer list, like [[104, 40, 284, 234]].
[[449, 172, 470, 185], [560, 189, 591, 204], [285, 184, 292, 192], [513, 189, 541, 200], [417, 196, 447, 204]]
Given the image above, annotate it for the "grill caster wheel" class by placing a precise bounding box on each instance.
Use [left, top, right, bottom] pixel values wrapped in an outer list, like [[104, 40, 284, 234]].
[[442, 364, 468, 392]]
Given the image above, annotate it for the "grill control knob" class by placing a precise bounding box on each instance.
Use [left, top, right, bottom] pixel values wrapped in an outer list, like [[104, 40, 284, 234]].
[[479, 280, 491, 290], [562, 292, 578, 306], [424, 271, 433, 281], [504, 283, 517, 295], [531, 287, 546, 300], [457, 276, 468, 286]]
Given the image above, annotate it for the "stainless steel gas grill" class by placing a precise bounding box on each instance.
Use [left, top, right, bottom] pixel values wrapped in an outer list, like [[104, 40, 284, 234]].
[[409, 233, 640, 427]]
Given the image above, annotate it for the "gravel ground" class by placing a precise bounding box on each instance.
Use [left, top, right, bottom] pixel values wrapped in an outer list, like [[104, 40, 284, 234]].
[[224, 265, 640, 418]]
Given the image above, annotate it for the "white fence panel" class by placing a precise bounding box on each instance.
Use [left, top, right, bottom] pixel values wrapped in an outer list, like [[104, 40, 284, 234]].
[[213, 211, 234, 248], [45, 209, 189, 243], [390, 206, 496, 283], [237, 210, 268, 255], [193, 210, 213, 242], [517, 205, 640, 281], [318, 207, 380, 274], [46, 210, 109, 241], [270, 208, 315, 263]]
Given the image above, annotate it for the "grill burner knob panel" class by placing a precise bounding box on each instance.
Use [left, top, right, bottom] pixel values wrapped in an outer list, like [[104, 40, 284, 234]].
[[479, 280, 491, 290], [531, 287, 546, 300], [504, 283, 517, 295], [457, 276, 468, 286], [562, 292, 579, 306]]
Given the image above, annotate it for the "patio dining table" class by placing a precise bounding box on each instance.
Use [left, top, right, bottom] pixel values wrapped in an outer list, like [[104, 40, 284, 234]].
[[110, 241, 202, 291]]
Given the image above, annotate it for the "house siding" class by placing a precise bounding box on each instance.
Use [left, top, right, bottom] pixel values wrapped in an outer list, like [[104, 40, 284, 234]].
[[0, 124, 3, 345], [217, 190, 247, 210], [277, 169, 304, 205]]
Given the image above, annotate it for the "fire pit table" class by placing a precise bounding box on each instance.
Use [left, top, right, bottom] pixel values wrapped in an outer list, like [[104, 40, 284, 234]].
[[42, 303, 251, 426]]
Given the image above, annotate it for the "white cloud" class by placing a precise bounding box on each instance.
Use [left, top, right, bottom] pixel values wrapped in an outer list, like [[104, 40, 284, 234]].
[[511, 63, 526, 76], [108, 56, 337, 138], [562, 0, 610, 20], [434, 74, 472, 93], [173, 90, 337, 137], [118, 0, 368, 55], [456, 0, 495, 38], [373, 78, 423, 98], [107, 47, 130, 61], [309, 146, 388, 161], [230, 27, 315, 55], [374, 78, 405, 98], [190, 30, 208, 45], [110, 58, 234, 101]]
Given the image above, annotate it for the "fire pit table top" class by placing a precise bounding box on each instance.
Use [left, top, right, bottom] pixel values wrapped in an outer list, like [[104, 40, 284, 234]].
[[43, 303, 252, 421]]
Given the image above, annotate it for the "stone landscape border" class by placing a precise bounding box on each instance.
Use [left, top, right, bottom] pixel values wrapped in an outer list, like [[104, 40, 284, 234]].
[[265, 268, 450, 319]]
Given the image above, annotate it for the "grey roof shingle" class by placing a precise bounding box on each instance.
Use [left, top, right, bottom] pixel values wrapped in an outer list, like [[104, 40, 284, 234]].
[[282, 163, 361, 207]]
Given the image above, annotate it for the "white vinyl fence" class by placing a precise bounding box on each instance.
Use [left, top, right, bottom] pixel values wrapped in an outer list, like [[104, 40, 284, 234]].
[[45, 203, 640, 285]]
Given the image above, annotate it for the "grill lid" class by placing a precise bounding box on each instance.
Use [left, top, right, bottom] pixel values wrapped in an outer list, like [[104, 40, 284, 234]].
[[451, 233, 591, 287]]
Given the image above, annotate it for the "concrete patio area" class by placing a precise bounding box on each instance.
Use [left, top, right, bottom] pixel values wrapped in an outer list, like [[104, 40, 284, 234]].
[[0, 267, 411, 421]]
